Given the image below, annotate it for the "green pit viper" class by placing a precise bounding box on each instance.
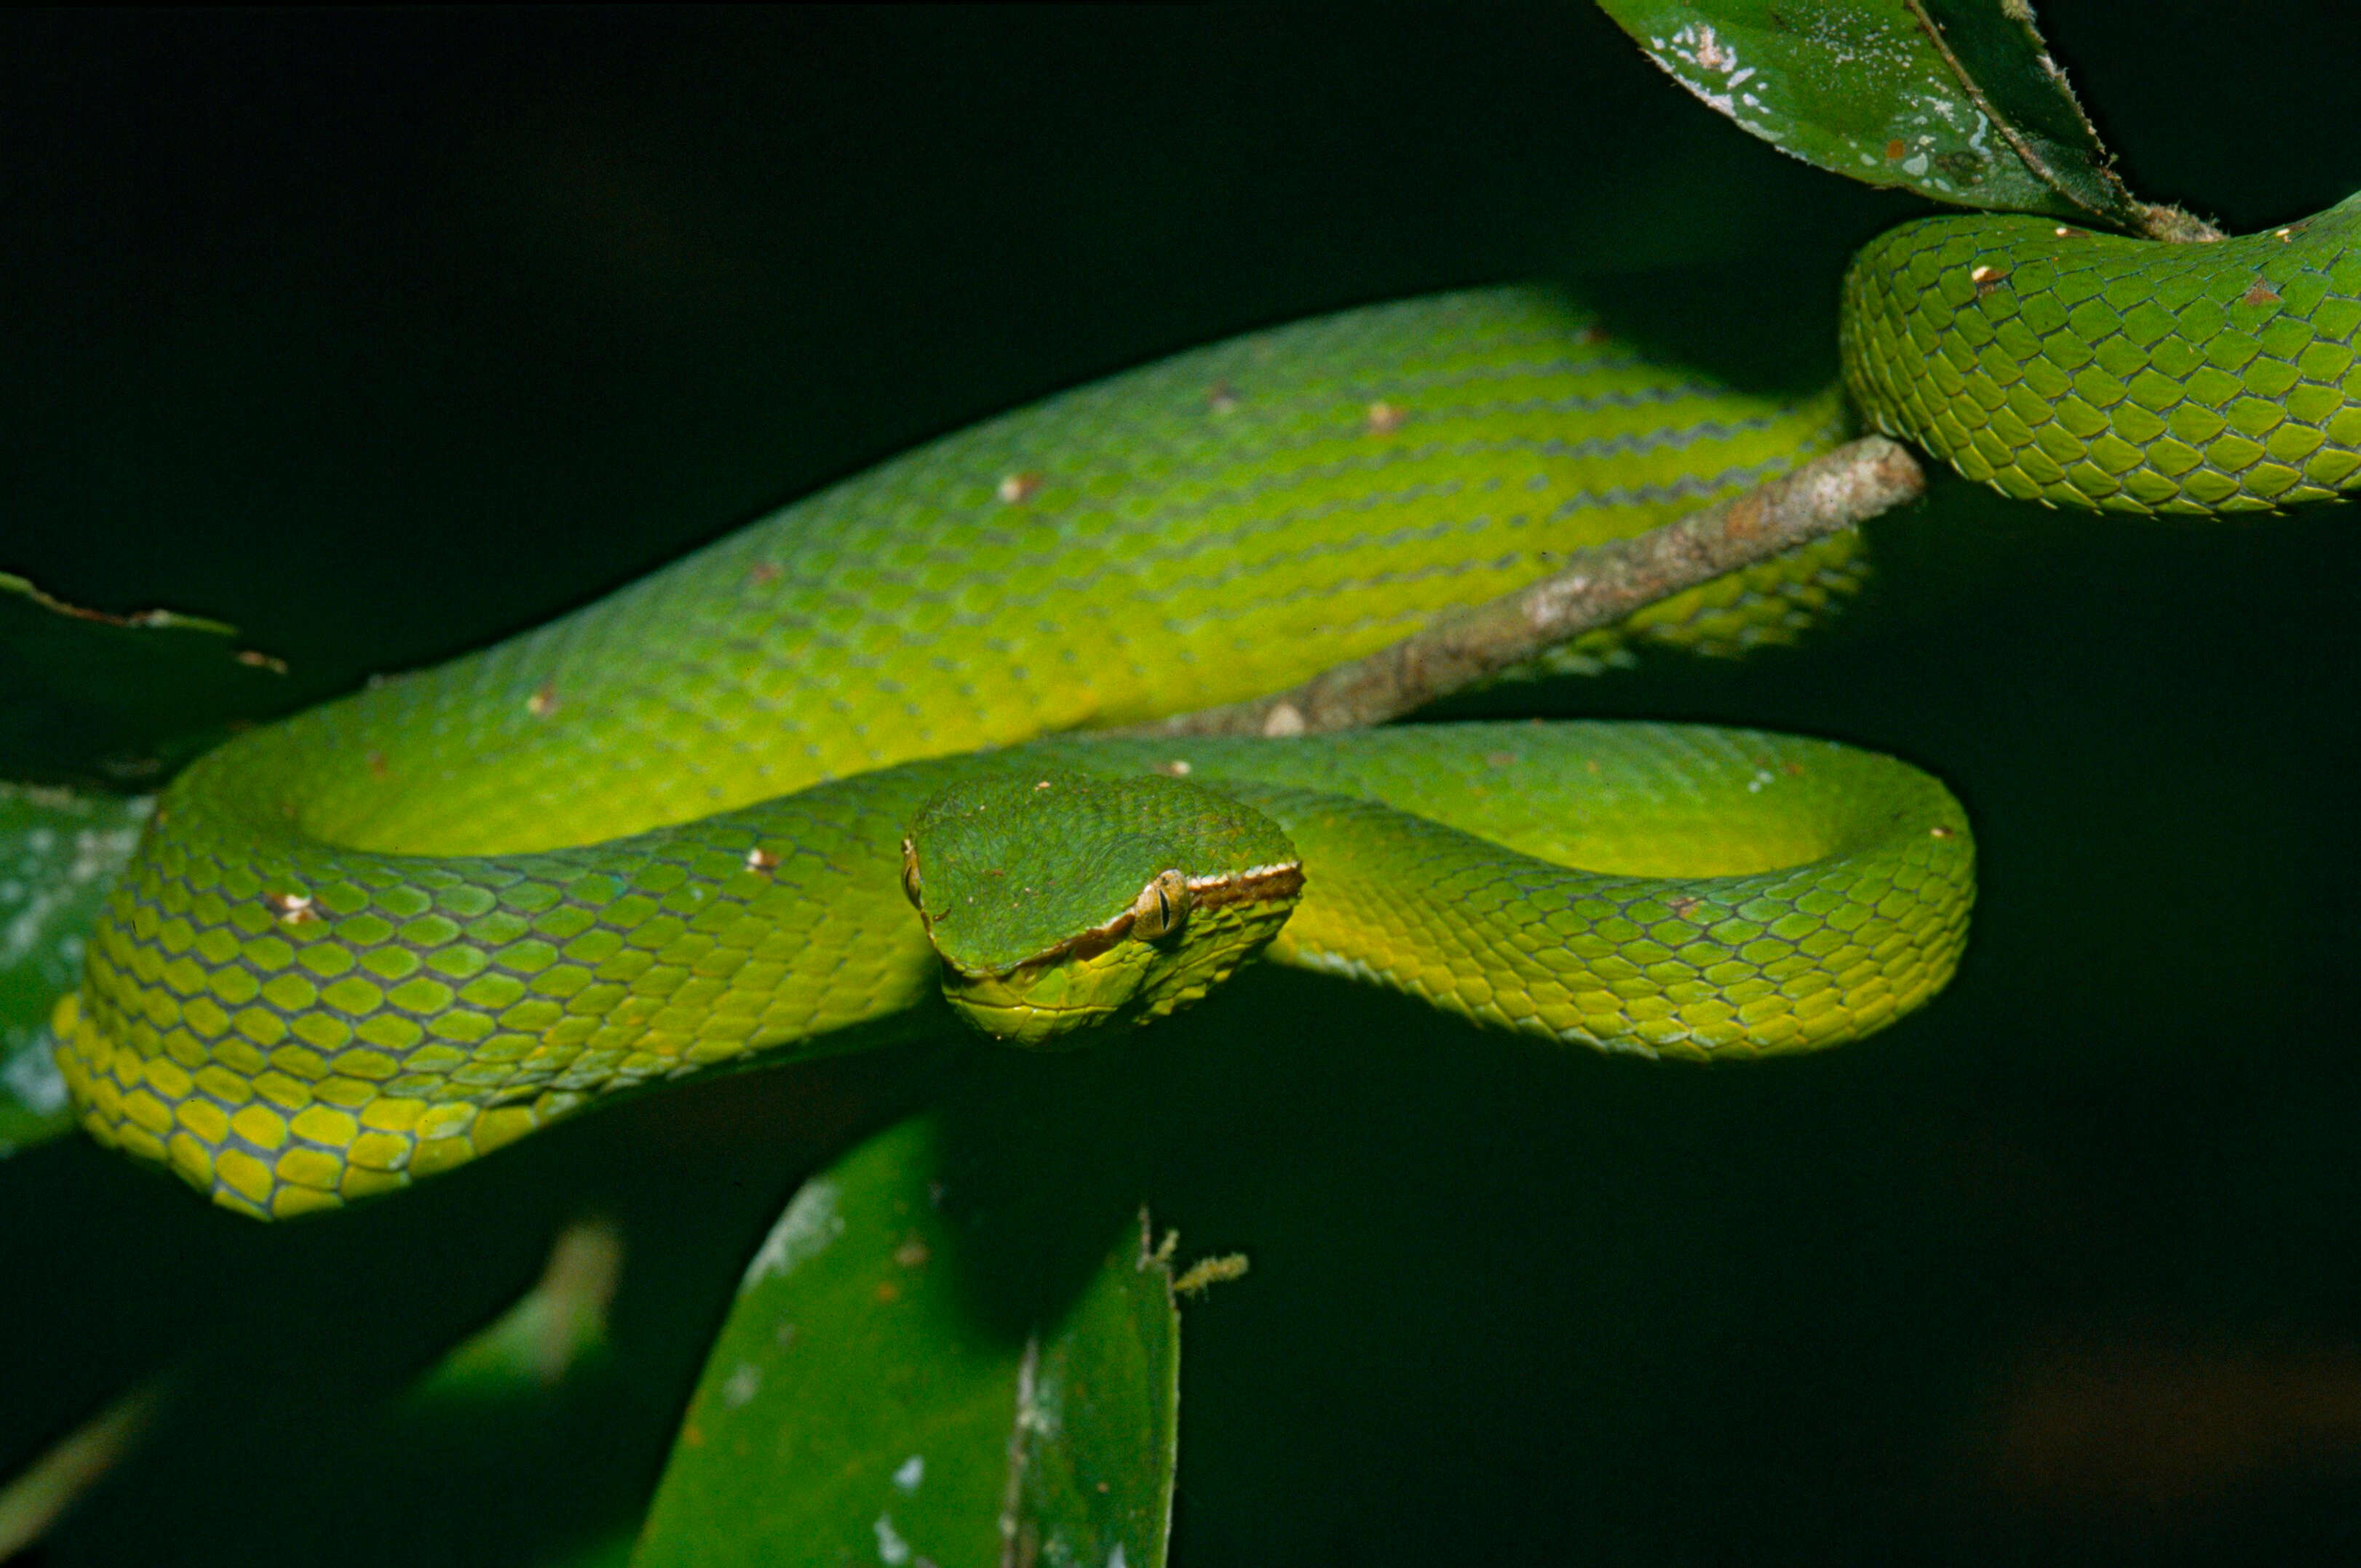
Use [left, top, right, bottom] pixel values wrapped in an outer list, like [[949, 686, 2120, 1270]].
[[55, 192, 2361, 1218]]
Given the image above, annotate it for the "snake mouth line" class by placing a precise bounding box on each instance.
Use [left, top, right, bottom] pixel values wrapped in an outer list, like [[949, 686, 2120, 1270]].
[[945, 995, 1110, 1020], [935, 860, 1306, 978]]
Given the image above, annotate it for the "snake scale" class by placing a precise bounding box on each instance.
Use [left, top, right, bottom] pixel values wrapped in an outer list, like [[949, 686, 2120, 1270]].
[[56, 189, 2361, 1219]]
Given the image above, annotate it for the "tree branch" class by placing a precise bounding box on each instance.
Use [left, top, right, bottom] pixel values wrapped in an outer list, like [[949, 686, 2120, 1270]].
[[1116, 435, 1924, 741]]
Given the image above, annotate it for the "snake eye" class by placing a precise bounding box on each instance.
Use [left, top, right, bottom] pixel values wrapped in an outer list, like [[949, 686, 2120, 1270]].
[[1129, 869, 1191, 940], [900, 839, 924, 910]]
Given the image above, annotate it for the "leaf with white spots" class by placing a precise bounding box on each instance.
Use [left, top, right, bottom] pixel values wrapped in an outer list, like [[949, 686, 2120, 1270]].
[[1595, 0, 2168, 234], [0, 784, 148, 1156], [739, 1177, 844, 1289], [632, 1113, 1180, 1568]]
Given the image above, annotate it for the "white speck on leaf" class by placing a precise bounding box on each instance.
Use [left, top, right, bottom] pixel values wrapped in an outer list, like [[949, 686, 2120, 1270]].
[[893, 1454, 924, 1492], [722, 1362, 762, 1406], [873, 1513, 911, 1566], [1, 1033, 66, 1115], [741, 1179, 844, 1292]]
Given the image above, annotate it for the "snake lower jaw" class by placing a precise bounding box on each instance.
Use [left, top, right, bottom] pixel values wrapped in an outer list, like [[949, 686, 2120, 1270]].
[[931, 869, 1301, 1048], [937, 963, 1256, 1050], [935, 937, 1173, 1048]]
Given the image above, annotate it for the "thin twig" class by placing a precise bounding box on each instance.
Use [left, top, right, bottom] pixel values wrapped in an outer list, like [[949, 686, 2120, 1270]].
[[1117, 435, 1924, 741]]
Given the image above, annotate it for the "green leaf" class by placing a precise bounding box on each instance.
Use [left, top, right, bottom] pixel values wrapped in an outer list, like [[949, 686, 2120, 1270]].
[[1595, 0, 2183, 234], [536, 1535, 638, 1568], [632, 1112, 1180, 1568], [0, 570, 292, 785], [406, 1217, 627, 1404], [0, 783, 148, 1156], [0, 1382, 165, 1561]]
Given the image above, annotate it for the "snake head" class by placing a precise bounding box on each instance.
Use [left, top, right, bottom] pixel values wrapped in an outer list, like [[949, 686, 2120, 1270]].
[[902, 769, 1302, 1048]]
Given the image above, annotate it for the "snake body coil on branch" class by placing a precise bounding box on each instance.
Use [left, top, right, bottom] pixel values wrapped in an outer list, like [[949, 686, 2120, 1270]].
[[66, 177, 2361, 1219]]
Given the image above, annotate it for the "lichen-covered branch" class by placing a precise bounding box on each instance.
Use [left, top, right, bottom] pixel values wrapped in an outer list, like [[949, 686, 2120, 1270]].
[[1121, 435, 1924, 740]]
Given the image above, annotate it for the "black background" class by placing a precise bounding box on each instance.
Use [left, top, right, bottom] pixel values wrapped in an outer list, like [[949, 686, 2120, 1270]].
[[7, 5, 2361, 1564]]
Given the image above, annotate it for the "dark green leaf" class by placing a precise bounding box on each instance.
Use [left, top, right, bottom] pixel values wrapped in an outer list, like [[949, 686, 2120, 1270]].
[[536, 1535, 637, 1568], [406, 1217, 627, 1404], [632, 1113, 1180, 1568], [1001, 1214, 1181, 1568], [0, 1382, 165, 1560], [1595, 0, 2175, 233], [0, 570, 293, 785], [0, 784, 148, 1155]]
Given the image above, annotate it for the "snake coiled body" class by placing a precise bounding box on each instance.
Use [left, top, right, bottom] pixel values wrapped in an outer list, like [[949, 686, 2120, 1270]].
[[1844, 191, 2361, 512], [79, 194, 2361, 1222]]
